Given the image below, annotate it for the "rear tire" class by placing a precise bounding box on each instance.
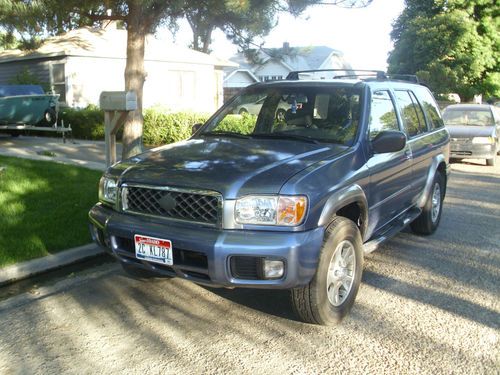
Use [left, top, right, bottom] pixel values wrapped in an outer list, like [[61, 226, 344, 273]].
[[486, 157, 496, 167], [411, 172, 444, 235], [291, 217, 364, 325]]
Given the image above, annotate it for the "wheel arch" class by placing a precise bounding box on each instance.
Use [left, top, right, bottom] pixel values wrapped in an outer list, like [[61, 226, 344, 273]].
[[318, 184, 369, 241], [416, 154, 448, 208]]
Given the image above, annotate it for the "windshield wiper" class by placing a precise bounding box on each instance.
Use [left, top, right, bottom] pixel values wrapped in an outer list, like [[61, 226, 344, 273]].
[[202, 131, 252, 139], [253, 132, 321, 144]]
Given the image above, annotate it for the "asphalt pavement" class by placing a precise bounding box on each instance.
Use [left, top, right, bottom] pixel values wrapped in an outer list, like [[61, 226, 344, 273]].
[[0, 159, 498, 374]]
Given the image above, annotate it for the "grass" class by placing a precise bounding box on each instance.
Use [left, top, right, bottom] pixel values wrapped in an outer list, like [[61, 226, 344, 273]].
[[0, 156, 102, 268]]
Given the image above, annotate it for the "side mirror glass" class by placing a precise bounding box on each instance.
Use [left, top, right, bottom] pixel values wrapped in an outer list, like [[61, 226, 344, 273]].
[[371, 130, 406, 154], [191, 123, 203, 136]]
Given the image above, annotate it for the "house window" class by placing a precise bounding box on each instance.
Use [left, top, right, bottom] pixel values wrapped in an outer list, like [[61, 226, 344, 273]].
[[258, 75, 283, 82], [51, 63, 66, 103]]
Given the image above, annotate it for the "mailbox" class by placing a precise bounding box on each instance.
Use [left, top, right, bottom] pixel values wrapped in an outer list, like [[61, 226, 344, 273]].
[[99, 91, 137, 111]]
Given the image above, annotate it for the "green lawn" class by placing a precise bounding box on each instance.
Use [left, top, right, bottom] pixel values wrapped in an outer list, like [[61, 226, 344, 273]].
[[0, 156, 102, 268]]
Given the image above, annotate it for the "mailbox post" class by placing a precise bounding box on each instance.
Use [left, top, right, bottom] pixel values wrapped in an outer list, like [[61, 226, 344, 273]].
[[99, 91, 137, 167]]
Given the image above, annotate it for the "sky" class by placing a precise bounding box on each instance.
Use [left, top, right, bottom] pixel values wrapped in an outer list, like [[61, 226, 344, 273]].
[[160, 0, 406, 71]]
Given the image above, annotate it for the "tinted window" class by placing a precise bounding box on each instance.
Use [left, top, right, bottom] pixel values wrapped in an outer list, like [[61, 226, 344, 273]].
[[395, 90, 427, 137], [442, 107, 495, 126], [203, 86, 362, 145], [369, 90, 399, 140], [414, 87, 444, 129]]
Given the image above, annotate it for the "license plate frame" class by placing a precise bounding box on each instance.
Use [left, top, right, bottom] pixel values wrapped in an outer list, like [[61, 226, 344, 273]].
[[134, 234, 173, 265]]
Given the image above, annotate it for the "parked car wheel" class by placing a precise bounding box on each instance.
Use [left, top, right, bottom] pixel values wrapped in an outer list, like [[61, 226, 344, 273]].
[[121, 262, 172, 279], [486, 157, 496, 167], [291, 217, 363, 325], [44, 108, 57, 126], [411, 172, 445, 235]]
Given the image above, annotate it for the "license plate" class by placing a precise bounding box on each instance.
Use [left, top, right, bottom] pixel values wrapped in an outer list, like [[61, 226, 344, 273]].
[[134, 234, 173, 265]]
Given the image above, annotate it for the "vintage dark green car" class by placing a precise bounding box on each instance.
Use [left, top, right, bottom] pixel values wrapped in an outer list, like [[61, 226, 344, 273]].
[[0, 85, 59, 126]]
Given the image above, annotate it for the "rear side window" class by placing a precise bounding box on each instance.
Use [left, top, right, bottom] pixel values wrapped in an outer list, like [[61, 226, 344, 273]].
[[369, 90, 399, 140], [395, 90, 427, 137], [414, 87, 444, 130]]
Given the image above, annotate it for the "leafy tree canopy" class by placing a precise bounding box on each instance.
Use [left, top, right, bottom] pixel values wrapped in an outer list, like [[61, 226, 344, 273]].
[[388, 0, 499, 101]]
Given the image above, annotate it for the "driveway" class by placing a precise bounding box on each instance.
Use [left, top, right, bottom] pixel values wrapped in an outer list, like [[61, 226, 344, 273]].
[[0, 161, 498, 374]]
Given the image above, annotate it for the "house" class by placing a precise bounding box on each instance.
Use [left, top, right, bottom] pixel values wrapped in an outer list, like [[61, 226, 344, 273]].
[[223, 42, 352, 101], [0, 24, 236, 112]]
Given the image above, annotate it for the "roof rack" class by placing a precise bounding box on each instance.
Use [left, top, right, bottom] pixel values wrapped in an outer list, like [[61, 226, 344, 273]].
[[286, 69, 420, 84], [386, 74, 420, 84], [286, 69, 387, 80]]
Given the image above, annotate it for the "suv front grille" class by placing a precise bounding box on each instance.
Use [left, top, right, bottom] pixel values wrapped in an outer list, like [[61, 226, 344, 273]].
[[122, 185, 221, 225]]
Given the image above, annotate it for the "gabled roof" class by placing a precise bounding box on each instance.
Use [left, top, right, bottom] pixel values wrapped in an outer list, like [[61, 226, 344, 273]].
[[226, 45, 351, 74], [0, 27, 236, 67]]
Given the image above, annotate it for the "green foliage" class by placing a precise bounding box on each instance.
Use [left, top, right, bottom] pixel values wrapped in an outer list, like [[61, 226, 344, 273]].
[[60, 105, 106, 140], [60, 106, 213, 145], [142, 109, 209, 145], [388, 0, 499, 101], [215, 113, 257, 134], [0, 155, 101, 267]]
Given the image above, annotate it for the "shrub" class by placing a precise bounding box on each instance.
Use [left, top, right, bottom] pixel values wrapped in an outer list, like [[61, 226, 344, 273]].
[[142, 109, 210, 145], [60, 105, 105, 140], [60, 107, 256, 146], [216, 113, 256, 134]]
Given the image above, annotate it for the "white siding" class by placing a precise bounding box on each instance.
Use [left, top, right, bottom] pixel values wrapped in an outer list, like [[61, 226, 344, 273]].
[[254, 61, 290, 80], [224, 71, 257, 88], [65, 56, 124, 108], [65, 56, 222, 112]]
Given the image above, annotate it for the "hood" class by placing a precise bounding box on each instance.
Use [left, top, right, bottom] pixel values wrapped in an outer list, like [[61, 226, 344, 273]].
[[115, 137, 347, 199], [446, 125, 496, 138]]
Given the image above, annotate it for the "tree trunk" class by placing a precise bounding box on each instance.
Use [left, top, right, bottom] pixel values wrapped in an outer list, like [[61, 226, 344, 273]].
[[122, 0, 148, 159]]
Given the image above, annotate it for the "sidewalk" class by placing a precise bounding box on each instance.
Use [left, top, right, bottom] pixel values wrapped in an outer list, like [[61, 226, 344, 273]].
[[0, 134, 123, 170], [0, 244, 104, 286]]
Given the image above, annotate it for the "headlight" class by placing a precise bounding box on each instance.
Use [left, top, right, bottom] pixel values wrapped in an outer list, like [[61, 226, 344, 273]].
[[472, 136, 495, 144], [99, 176, 118, 204], [235, 195, 307, 226]]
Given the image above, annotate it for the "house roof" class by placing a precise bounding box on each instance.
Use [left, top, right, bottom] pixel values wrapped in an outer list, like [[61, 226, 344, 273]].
[[0, 27, 236, 67], [225, 45, 351, 76]]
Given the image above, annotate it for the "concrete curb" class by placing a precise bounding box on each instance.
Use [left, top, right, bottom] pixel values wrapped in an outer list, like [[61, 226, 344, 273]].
[[0, 244, 104, 286]]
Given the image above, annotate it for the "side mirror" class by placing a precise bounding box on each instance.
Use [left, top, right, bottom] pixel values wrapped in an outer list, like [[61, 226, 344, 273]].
[[371, 130, 406, 154], [191, 123, 203, 136]]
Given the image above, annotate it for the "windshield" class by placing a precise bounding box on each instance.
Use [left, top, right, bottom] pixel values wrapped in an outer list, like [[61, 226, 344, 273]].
[[443, 108, 494, 126], [200, 86, 362, 145]]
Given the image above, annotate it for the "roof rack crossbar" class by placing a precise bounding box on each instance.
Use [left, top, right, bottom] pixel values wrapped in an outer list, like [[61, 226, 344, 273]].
[[286, 69, 387, 80]]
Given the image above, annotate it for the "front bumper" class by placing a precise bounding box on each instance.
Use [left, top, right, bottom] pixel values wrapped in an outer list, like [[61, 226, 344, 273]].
[[89, 203, 324, 289], [450, 142, 496, 159]]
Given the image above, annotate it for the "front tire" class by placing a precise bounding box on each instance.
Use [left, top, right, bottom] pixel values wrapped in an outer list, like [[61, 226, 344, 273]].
[[411, 172, 444, 235], [291, 217, 364, 325]]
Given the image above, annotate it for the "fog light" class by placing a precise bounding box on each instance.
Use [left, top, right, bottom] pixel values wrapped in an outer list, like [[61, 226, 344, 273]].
[[263, 259, 284, 279]]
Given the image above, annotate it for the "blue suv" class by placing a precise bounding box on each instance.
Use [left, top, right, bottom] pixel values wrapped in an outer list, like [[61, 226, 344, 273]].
[[89, 70, 450, 325]]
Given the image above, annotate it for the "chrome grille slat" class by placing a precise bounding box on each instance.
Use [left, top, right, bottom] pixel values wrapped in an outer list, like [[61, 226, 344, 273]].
[[122, 185, 220, 225]]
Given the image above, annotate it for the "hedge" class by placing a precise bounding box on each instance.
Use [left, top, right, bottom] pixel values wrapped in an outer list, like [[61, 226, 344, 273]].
[[60, 106, 257, 146]]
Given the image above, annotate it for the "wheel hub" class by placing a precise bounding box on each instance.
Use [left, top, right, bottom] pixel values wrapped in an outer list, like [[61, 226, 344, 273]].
[[431, 182, 441, 223], [326, 240, 356, 307]]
